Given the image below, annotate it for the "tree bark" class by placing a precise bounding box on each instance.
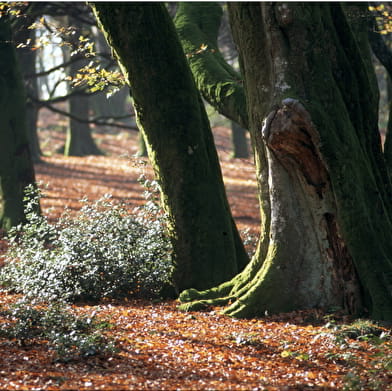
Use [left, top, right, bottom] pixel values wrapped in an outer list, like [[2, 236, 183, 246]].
[[179, 4, 392, 321], [230, 121, 249, 159], [385, 95, 392, 174], [91, 2, 249, 292], [0, 17, 37, 232], [368, 11, 392, 175], [64, 17, 102, 157], [174, 2, 248, 129], [136, 131, 148, 157], [14, 19, 42, 163]]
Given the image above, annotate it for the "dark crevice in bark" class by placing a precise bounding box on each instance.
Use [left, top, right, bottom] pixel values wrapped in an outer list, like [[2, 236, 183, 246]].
[[324, 212, 362, 314]]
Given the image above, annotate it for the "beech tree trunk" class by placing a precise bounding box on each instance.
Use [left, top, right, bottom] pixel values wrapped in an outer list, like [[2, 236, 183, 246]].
[[91, 3, 249, 292], [179, 4, 392, 321], [385, 100, 392, 174], [64, 18, 102, 157], [65, 93, 102, 156], [0, 17, 36, 231], [175, 3, 250, 160], [14, 18, 42, 163], [368, 11, 392, 175], [174, 2, 248, 129], [231, 121, 249, 159], [136, 131, 148, 157]]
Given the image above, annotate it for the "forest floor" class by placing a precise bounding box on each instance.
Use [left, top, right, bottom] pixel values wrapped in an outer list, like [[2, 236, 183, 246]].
[[0, 111, 391, 390]]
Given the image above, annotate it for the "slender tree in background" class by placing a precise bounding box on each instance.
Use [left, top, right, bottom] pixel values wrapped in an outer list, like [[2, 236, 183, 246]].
[[368, 4, 392, 175], [230, 121, 249, 159], [91, 3, 249, 293], [64, 16, 102, 157], [6, 2, 136, 160], [0, 15, 36, 231]]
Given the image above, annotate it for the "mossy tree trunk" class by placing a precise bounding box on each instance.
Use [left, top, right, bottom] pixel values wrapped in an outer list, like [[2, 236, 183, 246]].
[[91, 3, 249, 292], [175, 3, 250, 159], [179, 4, 392, 321], [174, 2, 248, 130], [0, 17, 36, 232]]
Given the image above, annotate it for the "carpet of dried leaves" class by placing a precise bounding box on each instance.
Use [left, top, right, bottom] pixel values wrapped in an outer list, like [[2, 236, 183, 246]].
[[0, 112, 391, 390]]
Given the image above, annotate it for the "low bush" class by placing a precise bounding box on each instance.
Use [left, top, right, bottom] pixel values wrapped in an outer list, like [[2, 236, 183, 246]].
[[0, 298, 117, 362], [0, 181, 173, 302], [323, 318, 392, 390]]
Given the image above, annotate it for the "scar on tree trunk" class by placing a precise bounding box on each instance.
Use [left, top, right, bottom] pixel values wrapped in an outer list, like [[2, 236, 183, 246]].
[[179, 99, 362, 318]]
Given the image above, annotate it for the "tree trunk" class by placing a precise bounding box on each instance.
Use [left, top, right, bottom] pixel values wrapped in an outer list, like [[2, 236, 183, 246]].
[[64, 18, 102, 157], [65, 93, 102, 156], [385, 90, 392, 174], [230, 121, 249, 159], [136, 131, 148, 157], [92, 2, 249, 292], [179, 4, 392, 321], [0, 17, 36, 232], [14, 22, 42, 163], [174, 2, 248, 129], [368, 13, 392, 175], [175, 3, 250, 160]]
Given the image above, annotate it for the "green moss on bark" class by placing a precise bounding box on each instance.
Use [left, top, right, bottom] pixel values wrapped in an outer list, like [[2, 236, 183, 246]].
[[91, 3, 249, 292], [174, 2, 248, 129], [180, 4, 392, 321]]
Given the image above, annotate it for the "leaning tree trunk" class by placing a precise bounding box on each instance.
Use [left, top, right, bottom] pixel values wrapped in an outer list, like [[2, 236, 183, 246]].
[[175, 3, 250, 159], [174, 2, 248, 129], [91, 3, 249, 292], [0, 17, 36, 232], [180, 4, 392, 321]]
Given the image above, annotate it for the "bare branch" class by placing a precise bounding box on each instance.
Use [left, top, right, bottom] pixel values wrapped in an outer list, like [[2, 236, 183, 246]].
[[34, 98, 137, 131]]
